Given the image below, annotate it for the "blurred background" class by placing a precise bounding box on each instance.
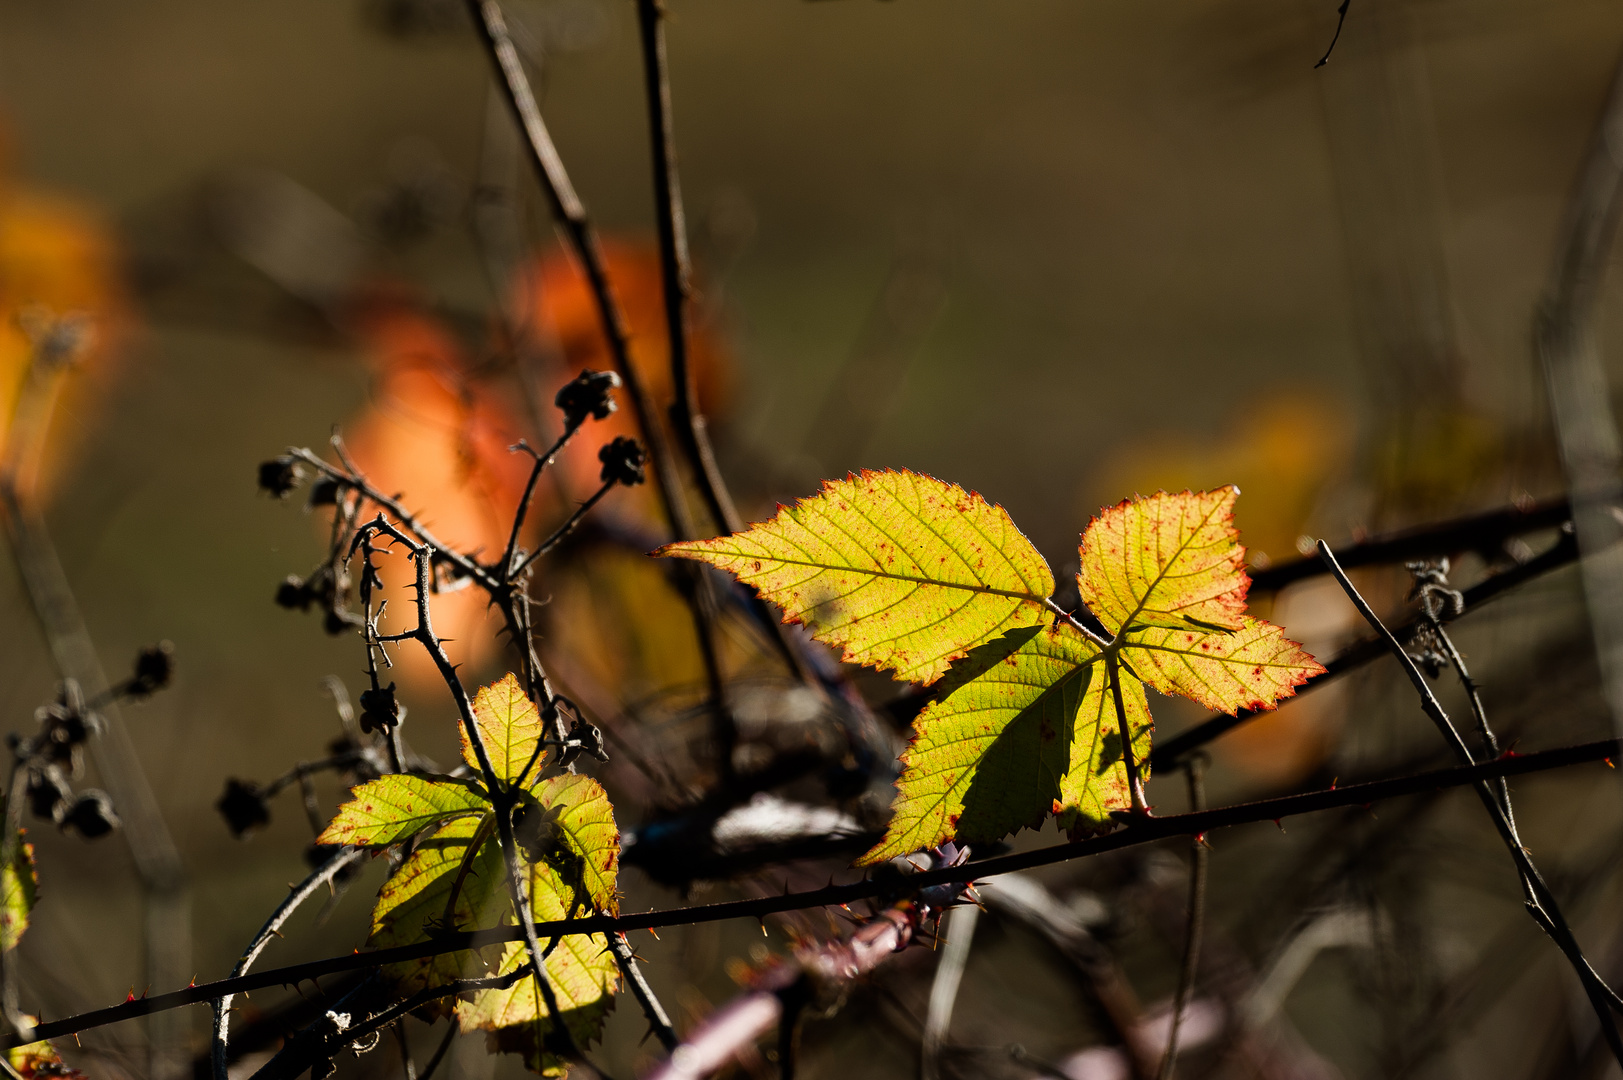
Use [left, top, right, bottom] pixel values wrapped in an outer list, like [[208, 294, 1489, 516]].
[[4, 0, 1623, 1077]]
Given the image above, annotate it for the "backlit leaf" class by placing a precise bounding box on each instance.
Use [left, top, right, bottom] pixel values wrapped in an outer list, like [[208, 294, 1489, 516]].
[[457, 850, 618, 1076], [528, 774, 620, 916], [855, 485, 1319, 859], [369, 813, 506, 1015], [859, 624, 1101, 864], [465, 673, 547, 783], [1078, 487, 1249, 634], [317, 774, 487, 848], [1122, 617, 1322, 715], [1055, 665, 1152, 838], [1, 831, 36, 952], [656, 469, 1054, 684], [7, 1023, 86, 1080]]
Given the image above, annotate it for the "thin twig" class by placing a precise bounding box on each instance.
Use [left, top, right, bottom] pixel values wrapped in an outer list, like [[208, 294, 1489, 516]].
[[1156, 758, 1208, 1080], [211, 847, 369, 1080], [1152, 527, 1579, 769], [610, 933, 679, 1052], [1317, 540, 1623, 1067], [16, 736, 1623, 1051]]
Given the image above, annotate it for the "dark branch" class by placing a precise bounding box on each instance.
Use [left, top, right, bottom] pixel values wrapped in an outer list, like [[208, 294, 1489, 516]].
[[15, 735, 1621, 1050]]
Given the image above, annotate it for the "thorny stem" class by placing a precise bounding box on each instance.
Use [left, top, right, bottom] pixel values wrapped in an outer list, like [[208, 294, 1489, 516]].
[[610, 933, 679, 1052], [20, 735, 1623, 1052], [1317, 541, 1623, 1067], [211, 847, 369, 1080], [1156, 758, 1208, 1080], [354, 517, 583, 1063]]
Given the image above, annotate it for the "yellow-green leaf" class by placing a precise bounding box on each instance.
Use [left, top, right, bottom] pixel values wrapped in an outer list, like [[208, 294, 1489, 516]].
[[1, 831, 36, 952], [528, 774, 619, 916], [464, 673, 547, 783], [369, 813, 507, 1014], [655, 469, 1054, 684], [859, 624, 1106, 864], [1078, 487, 1249, 634], [1055, 666, 1152, 838], [1123, 617, 1321, 715], [317, 774, 487, 848], [8, 1025, 84, 1079], [457, 854, 619, 1076]]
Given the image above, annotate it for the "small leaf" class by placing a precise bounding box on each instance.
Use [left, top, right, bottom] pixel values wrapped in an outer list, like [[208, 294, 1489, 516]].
[[369, 813, 506, 1014], [529, 774, 620, 916], [465, 673, 546, 783], [656, 469, 1054, 684], [1, 830, 37, 952], [1078, 487, 1249, 634], [1123, 618, 1322, 715], [317, 774, 487, 848], [8, 1026, 86, 1080], [457, 851, 618, 1076], [859, 624, 1104, 864]]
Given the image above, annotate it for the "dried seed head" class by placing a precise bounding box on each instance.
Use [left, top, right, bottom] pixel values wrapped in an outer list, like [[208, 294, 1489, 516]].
[[258, 456, 304, 498], [217, 778, 272, 839], [358, 683, 401, 735], [598, 436, 647, 487], [555, 369, 621, 428], [130, 641, 175, 697], [62, 789, 119, 839]]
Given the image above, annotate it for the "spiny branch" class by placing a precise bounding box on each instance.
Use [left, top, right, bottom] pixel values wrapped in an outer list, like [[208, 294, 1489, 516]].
[[15, 735, 1622, 1051]]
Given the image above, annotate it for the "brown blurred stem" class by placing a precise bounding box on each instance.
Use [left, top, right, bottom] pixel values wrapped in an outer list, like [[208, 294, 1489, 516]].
[[1535, 46, 1623, 745], [1317, 541, 1623, 1067], [632, 0, 812, 688], [0, 333, 191, 1080], [1157, 758, 1208, 1080], [634, 0, 738, 538], [465, 0, 745, 774]]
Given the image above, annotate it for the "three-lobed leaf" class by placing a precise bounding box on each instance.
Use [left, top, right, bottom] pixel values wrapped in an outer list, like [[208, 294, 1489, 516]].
[[664, 480, 1322, 859], [656, 469, 1054, 684]]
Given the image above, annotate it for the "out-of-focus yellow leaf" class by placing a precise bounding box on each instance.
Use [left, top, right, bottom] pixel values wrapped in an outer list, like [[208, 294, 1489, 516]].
[[1, 828, 36, 952]]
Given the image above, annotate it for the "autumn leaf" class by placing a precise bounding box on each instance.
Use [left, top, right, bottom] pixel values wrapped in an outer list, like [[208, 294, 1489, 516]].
[[368, 813, 506, 1014], [656, 469, 1054, 684], [1083, 489, 1322, 717], [1077, 487, 1249, 634], [673, 479, 1321, 860], [7, 1022, 86, 1080], [1, 829, 36, 952], [465, 673, 547, 783], [317, 774, 487, 848], [526, 774, 620, 916]]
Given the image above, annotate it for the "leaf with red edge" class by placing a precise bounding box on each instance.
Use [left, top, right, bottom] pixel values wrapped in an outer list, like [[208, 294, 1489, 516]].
[[1078, 487, 1250, 635], [656, 469, 1053, 684]]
